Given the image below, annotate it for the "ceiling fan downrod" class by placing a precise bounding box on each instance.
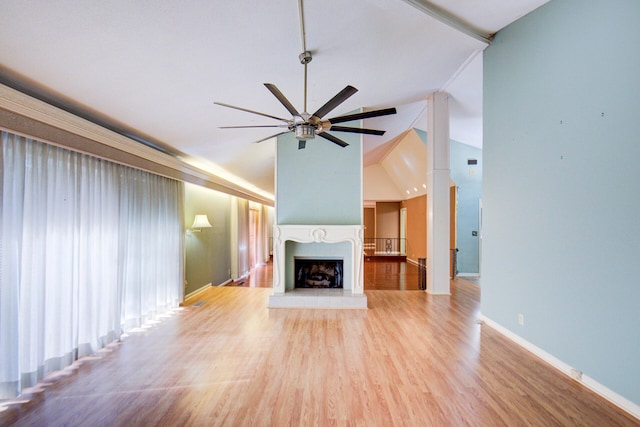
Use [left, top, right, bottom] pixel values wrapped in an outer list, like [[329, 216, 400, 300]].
[[296, 50, 314, 141], [213, 0, 397, 149], [299, 50, 312, 117], [298, 0, 311, 115]]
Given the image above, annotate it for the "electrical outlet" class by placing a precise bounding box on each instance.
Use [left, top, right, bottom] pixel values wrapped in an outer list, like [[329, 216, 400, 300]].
[[518, 314, 524, 326], [570, 369, 583, 381]]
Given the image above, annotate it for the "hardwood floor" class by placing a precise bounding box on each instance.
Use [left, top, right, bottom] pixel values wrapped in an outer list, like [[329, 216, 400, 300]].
[[233, 258, 423, 290], [1, 262, 637, 426], [363, 259, 421, 290]]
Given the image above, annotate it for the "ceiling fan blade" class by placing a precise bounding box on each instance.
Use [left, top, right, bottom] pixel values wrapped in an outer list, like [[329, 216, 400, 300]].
[[312, 85, 358, 119], [254, 131, 291, 144], [220, 125, 288, 129], [214, 102, 290, 123], [264, 83, 300, 117], [328, 107, 397, 124], [317, 132, 349, 148], [329, 125, 385, 136]]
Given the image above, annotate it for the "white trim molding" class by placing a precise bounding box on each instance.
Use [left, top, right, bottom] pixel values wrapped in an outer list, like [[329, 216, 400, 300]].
[[480, 315, 640, 421], [0, 83, 273, 205], [456, 273, 480, 278], [183, 282, 214, 301]]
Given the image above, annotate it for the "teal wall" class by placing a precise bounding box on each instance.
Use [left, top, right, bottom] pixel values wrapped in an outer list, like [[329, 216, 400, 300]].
[[415, 129, 482, 274], [450, 140, 482, 274], [184, 183, 232, 294], [276, 127, 362, 288], [483, 0, 640, 406], [276, 130, 361, 225]]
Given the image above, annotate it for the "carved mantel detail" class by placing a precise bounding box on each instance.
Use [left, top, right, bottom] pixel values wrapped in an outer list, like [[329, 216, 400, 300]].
[[272, 225, 364, 294]]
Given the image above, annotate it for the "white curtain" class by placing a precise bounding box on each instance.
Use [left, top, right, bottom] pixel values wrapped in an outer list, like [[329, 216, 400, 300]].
[[0, 132, 184, 399]]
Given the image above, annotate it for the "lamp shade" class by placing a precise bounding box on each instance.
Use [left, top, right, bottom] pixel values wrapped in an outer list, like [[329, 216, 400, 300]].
[[191, 214, 212, 229]]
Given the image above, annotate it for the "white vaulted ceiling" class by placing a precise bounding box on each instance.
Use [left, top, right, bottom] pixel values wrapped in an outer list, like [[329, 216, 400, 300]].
[[0, 0, 548, 202]]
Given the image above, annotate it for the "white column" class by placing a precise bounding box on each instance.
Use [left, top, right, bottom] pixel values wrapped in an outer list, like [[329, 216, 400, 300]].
[[426, 92, 451, 295]]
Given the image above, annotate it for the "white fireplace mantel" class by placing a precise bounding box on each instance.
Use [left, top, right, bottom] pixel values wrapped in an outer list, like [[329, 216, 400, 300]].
[[272, 224, 364, 295]]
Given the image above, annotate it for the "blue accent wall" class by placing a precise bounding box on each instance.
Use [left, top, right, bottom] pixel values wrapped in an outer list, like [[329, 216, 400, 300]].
[[415, 129, 483, 275], [483, 0, 640, 405], [276, 126, 362, 289], [276, 131, 361, 225], [450, 141, 482, 274]]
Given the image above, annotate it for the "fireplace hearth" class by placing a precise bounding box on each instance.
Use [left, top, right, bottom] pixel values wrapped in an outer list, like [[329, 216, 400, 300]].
[[295, 258, 343, 289]]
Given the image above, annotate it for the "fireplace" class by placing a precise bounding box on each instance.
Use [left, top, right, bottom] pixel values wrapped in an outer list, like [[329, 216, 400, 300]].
[[295, 258, 343, 289], [268, 225, 367, 309]]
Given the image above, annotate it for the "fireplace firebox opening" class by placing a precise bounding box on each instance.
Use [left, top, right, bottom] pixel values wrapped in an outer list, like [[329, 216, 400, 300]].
[[294, 258, 344, 289]]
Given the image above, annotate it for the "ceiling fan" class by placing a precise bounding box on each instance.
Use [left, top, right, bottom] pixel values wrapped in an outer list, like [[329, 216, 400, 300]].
[[214, 0, 397, 150]]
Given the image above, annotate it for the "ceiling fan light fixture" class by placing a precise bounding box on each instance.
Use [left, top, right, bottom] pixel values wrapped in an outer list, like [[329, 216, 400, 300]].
[[214, 0, 396, 149], [295, 123, 315, 140]]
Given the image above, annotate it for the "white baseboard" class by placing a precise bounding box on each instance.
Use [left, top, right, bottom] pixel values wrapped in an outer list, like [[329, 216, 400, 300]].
[[480, 315, 640, 421], [184, 278, 235, 299], [457, 272, 480, 278], [217, 279, 233, 287], [184, 283, 213, 300]]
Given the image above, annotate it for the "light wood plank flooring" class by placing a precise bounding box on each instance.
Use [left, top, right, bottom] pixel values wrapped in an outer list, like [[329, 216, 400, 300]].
[[232, 259, 422, 290], [1, 261, 637, 426]]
